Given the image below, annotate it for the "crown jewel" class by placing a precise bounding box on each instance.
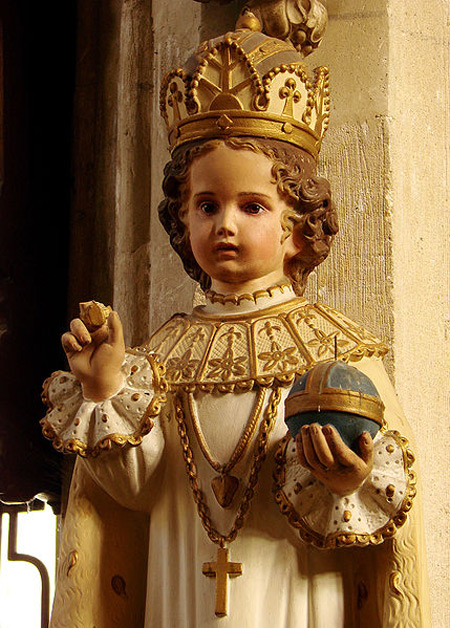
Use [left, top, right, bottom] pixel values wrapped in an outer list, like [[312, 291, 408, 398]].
[[160, 22, 330, 158]]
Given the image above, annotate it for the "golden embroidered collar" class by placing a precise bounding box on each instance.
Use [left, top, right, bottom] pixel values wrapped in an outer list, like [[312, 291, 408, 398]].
[[204, 283, 292, 306], [139, 299, 388, 392]]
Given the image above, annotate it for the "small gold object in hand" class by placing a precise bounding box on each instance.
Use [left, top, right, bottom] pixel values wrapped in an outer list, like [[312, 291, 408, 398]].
[[79, 301, 112, 332]]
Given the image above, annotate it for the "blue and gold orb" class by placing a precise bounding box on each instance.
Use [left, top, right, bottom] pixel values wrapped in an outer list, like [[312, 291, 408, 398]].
[[285, 361, 384, 452]]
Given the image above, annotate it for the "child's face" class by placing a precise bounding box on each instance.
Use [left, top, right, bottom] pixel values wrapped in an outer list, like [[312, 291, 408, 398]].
[[186, 145, 300, 294]]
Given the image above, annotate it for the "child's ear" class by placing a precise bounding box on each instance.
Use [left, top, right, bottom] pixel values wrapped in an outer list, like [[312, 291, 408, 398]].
[[283, 229, 305, 261]]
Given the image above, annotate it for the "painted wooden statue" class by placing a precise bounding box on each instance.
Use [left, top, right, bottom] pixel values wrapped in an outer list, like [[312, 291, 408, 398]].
[[41, 7, 428, 627]]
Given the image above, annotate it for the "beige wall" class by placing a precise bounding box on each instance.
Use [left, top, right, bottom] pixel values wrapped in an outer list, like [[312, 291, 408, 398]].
[[307, 2, 394, 368], [389, 2, 450, 624]]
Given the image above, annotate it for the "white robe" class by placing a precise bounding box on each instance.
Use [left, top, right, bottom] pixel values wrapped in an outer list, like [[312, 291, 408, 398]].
[[41, 288, 428, 627]]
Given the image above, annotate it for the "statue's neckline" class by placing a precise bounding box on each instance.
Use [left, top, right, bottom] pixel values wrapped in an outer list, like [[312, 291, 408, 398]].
[[203, 282, 293, 307]]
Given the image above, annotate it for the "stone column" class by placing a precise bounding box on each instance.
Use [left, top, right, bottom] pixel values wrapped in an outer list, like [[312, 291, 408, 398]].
[[148, 0, 240, 332], [309, 2, 449, 624], [69, 0, 154, 346], [389, 3, 449, 625], [148, 0, 202, 332]]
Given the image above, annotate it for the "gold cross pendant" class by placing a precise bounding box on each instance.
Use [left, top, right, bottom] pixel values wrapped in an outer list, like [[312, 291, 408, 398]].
[[202, 546, 243, 617]]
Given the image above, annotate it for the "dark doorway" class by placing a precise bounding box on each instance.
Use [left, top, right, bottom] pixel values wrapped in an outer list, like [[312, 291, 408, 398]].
[[0, 1, 77, 510]]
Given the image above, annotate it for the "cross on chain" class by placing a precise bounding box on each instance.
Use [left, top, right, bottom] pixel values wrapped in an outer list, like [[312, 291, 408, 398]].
[[202, 547, 243, 617]]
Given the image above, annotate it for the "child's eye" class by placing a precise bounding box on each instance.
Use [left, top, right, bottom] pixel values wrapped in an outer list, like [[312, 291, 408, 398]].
[[199, 202, 217, 215], [244, 203, 265, 215]]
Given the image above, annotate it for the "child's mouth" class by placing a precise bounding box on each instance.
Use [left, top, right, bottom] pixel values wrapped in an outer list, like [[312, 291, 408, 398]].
[[215, 242, 238, 252]]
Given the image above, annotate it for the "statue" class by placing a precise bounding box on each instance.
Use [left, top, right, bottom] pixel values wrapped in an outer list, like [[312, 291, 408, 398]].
[[41, 8, 428, 628]]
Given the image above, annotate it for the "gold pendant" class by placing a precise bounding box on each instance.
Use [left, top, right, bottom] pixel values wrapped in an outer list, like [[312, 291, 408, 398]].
[[211, 474, 240, 508]]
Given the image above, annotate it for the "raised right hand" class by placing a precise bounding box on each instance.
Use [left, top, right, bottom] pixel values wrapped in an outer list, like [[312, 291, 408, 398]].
[[61, 311, 125, 401]]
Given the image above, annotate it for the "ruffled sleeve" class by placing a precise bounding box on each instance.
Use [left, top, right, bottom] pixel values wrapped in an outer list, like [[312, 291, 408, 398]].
[[41, 350, 168, 457], [273, 429, 416, 549]]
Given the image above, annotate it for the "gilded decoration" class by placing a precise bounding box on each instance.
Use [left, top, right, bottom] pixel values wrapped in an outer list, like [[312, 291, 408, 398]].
[[204, 282, 292, 305], [160, 28, 330, 156], [40, 356, 168, 457], [175, 387, 282, 538], [193, 0, 328, 57], [187, 388, 266, 507], [273, 429, 417, 549], [142, 300, 388, 392]]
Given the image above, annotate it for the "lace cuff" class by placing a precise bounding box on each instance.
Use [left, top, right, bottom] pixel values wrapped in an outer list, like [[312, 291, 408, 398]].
[[273, 430, 416, 548], [41, 351, 167, 457]]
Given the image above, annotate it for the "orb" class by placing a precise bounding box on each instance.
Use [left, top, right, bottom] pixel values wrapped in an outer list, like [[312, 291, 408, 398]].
[[285, 361, 384, 452]]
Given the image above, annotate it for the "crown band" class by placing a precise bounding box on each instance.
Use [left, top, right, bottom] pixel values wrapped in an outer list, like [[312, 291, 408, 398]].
[[169, 109, 322, 157]]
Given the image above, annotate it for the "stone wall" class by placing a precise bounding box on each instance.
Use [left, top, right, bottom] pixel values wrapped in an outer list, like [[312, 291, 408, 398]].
[[389, 2, 449, 624]]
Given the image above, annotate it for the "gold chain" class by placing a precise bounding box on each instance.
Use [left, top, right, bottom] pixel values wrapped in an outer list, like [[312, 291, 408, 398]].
[[187, 389, 265, 474], [175, 386, 282, 547]]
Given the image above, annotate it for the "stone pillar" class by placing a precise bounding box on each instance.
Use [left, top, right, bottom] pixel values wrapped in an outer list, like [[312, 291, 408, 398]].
[[148, 0, 240, 332], [309, 1, 449, 624], [305, 3, 394, 364], [389, 3, 449, 624], [69, 0, 154, 346], [148, 0, 202, 332]]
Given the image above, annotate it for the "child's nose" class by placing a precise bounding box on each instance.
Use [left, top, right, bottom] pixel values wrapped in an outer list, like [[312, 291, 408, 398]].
[[215, 207, 237, 236]]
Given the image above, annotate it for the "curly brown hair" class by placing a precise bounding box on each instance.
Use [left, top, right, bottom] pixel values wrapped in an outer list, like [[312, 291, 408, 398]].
[[158, 137, 338, 295]]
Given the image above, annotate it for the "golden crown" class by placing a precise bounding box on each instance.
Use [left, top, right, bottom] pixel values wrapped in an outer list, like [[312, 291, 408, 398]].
[[160, 17, 330, 159]]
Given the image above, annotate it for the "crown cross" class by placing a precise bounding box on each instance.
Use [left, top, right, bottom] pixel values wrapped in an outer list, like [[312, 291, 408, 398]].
[[279, 78, 301, 117], [219, 46, 236, 92], [168, 82, 183, 122]]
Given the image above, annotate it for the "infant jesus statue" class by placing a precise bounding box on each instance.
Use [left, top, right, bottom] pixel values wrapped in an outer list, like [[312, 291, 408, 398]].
[[41, 21, 425, 628]]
